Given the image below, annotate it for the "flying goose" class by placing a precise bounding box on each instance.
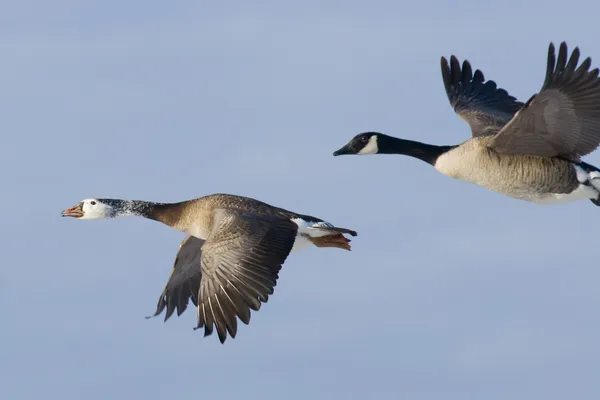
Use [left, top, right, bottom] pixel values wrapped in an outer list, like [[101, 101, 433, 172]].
[[61, 193, 357, 343], [333, 42, 600, 206]]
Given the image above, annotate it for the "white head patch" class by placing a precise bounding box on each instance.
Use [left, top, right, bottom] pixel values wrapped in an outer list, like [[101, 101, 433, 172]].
[[357, 135, 379, 155], [79, 198, 116, 220]]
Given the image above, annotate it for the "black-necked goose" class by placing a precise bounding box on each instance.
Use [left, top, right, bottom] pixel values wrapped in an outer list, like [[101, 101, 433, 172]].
[[333, 42, 600, 206], [61, 193, 357, 343]]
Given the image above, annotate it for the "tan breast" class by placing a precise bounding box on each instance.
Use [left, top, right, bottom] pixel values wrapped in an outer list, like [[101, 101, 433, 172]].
[[177, 200, 214, 239], [433, 136, 578, 198]]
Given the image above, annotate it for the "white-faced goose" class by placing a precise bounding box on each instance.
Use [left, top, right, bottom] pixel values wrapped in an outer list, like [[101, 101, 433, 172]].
[[333, 42, 600, 206], [61, 193, 357, 343]]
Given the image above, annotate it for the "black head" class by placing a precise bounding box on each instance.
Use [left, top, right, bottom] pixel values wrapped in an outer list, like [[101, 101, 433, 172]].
[[333, 132, 382, 156]]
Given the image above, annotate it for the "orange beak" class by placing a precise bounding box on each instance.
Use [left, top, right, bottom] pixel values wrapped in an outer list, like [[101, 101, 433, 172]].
[[61, 202, 84, 218]]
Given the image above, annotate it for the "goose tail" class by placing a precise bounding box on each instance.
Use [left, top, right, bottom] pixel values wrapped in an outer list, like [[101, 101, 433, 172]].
[[308, 233, 353, 251], [291, 217, 357, 251], [576, 161, 600, 206]]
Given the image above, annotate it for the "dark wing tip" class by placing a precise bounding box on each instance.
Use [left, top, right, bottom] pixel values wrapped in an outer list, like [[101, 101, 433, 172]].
[[145, 294, 167, 320], [566, 46, 580, 71], [461, 59, 473, 84], [544, 42, 557, 87], [441, 56, 453, 95], [216, 327, 228, 344], [543, 41, 597, 90], [450, 55, 462, 85], [556, 42, 569, 72]]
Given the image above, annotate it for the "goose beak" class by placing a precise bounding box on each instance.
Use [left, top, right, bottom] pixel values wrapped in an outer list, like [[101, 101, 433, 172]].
[[333, 143, 353, 156], [62, 202, 84, 218]]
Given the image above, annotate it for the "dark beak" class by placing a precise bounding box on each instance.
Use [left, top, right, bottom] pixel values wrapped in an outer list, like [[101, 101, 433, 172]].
[[333, 143, 354, 156], [61, 202, 84, 218]]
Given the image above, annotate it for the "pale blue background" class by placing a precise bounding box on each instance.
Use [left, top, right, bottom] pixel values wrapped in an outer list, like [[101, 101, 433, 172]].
[[3, 1, 600, 399]]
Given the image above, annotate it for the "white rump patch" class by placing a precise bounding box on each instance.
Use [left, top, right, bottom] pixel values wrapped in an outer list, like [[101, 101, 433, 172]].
[[531, 184, 597, 204], [588, 170, 600, 192], [290, 235, 312, 253], [573, 165, 600, 195], [574, 165, 591, 183], [357, 135, 379, 155], [290, 218, 336, 252]]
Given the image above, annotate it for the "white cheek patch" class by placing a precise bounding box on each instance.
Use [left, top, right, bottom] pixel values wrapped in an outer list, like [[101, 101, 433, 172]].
[[357, 135, 379, 155]]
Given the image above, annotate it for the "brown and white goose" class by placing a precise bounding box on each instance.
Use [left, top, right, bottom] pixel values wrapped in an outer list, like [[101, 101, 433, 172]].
[[61, 193, 357, 343], [333, 42, 600, 206]]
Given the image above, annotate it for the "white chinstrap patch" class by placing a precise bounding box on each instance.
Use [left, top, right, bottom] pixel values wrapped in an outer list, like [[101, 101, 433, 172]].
[[357, 135, 379, 155]]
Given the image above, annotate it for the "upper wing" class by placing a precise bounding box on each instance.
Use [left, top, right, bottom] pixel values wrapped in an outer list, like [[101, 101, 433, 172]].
[[441, 55, 524, 137], [196, 209, 298, 343], [146, 235, 204, 321], [487, 42, 600, 161]]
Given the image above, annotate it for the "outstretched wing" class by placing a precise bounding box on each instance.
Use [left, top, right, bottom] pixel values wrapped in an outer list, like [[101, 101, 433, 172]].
[[147, 235, 204, 321], [488, 42, 600, 162], [441, 55, 524, 137], [196, 209, 298, 343]]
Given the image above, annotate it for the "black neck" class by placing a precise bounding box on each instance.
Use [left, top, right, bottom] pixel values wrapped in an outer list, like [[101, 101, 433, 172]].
[[377, 136, 454, 165]]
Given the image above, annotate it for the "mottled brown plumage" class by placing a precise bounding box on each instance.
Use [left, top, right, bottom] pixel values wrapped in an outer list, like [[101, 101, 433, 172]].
[[62, 193, 357, 344]]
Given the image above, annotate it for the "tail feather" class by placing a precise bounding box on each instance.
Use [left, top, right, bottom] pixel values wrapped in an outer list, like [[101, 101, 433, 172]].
[[308, 225, 358, 237], [577, 161, 600, 206]]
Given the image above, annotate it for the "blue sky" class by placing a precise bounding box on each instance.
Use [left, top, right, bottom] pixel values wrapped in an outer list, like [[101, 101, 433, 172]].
[[3, 1, 600, 399]]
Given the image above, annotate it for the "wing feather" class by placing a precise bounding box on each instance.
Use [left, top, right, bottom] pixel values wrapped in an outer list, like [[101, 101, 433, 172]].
[[196, 209, 297, 343], [441, 54, 524, 137], [488, 42, 600, 161], [146, 236, 203, 321]]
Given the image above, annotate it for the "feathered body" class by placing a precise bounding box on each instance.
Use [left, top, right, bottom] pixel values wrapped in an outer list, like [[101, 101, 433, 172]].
[[333, 41, 600, 206], [62, 193, 357, 344]]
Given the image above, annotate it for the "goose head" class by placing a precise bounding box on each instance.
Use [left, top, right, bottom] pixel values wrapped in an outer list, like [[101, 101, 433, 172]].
[[333, 132, 383, 156], [61, 198, 118, 220]]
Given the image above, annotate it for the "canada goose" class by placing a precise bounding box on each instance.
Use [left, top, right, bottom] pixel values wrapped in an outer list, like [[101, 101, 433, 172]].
[[333, 42, 600, 206], [61, 193, 357, 343]]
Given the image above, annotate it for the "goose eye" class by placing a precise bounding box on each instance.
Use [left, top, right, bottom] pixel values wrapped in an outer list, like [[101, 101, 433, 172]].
[[90, 201, 96, 205]]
